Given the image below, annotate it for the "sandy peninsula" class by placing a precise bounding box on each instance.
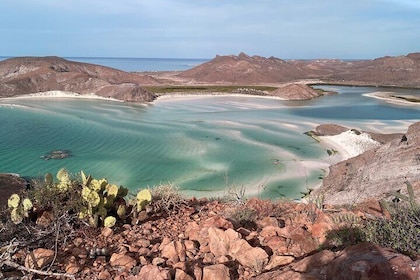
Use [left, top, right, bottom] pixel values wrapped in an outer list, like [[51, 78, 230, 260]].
[[364, 91, 420, 106]]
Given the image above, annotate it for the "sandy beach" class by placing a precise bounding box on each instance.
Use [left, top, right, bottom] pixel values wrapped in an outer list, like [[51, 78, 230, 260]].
[[319, 130, 381, 161], [1, 90, 123, 102], [364, 92, 420, 106], [155, 92, 289, 101]]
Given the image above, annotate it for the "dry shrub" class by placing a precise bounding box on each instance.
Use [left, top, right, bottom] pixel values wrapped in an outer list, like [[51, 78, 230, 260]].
[[149, 183, 187, 213]]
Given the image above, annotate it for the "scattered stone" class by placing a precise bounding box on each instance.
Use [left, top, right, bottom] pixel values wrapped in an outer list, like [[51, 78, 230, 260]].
[[326, 243, 420, 280], [24, 248, 55, 269], [110, 253, 137, 271], [265, 255, 295, 270], [202, 264, 231, 280]]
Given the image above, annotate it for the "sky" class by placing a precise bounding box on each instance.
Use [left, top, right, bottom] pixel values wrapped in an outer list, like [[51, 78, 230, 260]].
[[0, 0, 419, 59]]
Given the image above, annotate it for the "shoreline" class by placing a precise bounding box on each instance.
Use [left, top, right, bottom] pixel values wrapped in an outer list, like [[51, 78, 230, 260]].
[[363, 92, 420, 106], [318, 130, 382, 161], [0, 90, 413, 201], [155, 92, 289, 101], [0, 90, 123, 102]]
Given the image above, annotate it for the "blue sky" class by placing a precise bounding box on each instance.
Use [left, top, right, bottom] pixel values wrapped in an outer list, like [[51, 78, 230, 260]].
[[0, 0, 419, 59]]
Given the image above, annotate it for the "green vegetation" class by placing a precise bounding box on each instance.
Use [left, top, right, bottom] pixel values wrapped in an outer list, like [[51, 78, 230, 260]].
[[364, 202, 419, 258], [324, 182, 420, 258], [363, 182, 419, 258], [5, 168, 154, 229], [144, 85, 277, 95]]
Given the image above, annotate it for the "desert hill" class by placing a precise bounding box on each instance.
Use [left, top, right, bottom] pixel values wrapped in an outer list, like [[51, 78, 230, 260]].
[[311, 122, 420, 205], [0, 56, 157, 102], [1, 53, 420, 101], [178, 52, 420, 87]]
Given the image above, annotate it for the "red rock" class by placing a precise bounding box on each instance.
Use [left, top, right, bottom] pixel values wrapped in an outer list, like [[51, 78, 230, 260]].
[[193, 265, 203, 280], [65, 255, 81, 274], [256, 216, 279, 228], [326, 243, 420, 280], [291, 250, 335, 272], [265, 255, 295, 270], [201, 216, 234, 229], [246, 198, 275, 216], [97, 270, 111, 280], [251, 269, 307, 280], [161, 240, 186, 264], [100, 227, 113, 238], [109, 253, 137, 271], [136, 264, 172, 280], [202, 264, 231, 280], [175, 269, 194, 280], [208, 227, 239, 257], [24, 248, 55, 269], [229, 239, 269, 272], [35, 210, 54, 227]]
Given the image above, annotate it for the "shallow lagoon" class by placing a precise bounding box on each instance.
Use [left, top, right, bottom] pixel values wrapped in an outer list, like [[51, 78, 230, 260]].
[[0, 86, 419, 199]]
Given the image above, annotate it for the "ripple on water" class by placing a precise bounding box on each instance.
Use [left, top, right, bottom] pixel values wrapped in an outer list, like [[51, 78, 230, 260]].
[[1, 89, 419, 199]]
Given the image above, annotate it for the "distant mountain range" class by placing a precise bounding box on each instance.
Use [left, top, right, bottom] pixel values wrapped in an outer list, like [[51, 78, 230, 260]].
[[1, 52, 419, 102], [178, 52, 420, 87]]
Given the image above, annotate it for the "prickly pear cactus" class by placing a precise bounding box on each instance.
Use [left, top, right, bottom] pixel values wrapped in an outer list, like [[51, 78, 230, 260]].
[[135, 189, 152, 212], [79, 170, 129, 228], [8, 194, 20, 208], [56, 168, 72, 191], [7, 193, 33, 224], [104, 216, 116, 228]]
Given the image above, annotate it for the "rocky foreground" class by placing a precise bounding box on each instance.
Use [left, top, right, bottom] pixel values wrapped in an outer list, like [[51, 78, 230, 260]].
[[1, 196, 419, 280]]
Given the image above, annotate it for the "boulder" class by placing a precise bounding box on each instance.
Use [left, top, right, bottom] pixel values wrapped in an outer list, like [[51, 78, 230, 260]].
[[0, 173, 27, 206], [24, 248, 55, 269], [326, 243, 420, 280], [314, 121, 420, 205], [202, 264, 231, 280], [109, 253, 137, 271]]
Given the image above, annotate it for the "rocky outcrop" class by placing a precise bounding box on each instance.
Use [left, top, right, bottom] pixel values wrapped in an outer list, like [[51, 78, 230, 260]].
[[270, 83, 333, 100], [0, 173, 27, 206], [313, 121, 420, 205], [2, 196, 419, 279], [0, 56, 157, 102]]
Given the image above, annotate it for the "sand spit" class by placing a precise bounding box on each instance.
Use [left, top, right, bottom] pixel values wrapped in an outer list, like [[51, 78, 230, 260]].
[[155, 92, 289, 101], [364, 92, 420, 106]]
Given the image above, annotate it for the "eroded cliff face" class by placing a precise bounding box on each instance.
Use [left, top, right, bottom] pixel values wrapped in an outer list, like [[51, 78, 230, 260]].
[[313, 122, 420, 205], [0, 56, 157, 102]]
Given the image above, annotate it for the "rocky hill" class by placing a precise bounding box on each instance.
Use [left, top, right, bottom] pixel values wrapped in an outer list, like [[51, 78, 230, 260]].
[[311, 121, 420, 205], [178, 52, 420, 87], [0, 56, 157, 102], [269, 83, 334, 100]]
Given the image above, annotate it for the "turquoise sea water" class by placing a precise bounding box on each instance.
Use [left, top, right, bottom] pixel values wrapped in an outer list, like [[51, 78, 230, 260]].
[[1, 86, 419, 199]]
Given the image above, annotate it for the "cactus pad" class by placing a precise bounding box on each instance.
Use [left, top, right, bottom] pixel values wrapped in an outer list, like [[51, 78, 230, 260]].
[[8, 194, 20, 208]]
